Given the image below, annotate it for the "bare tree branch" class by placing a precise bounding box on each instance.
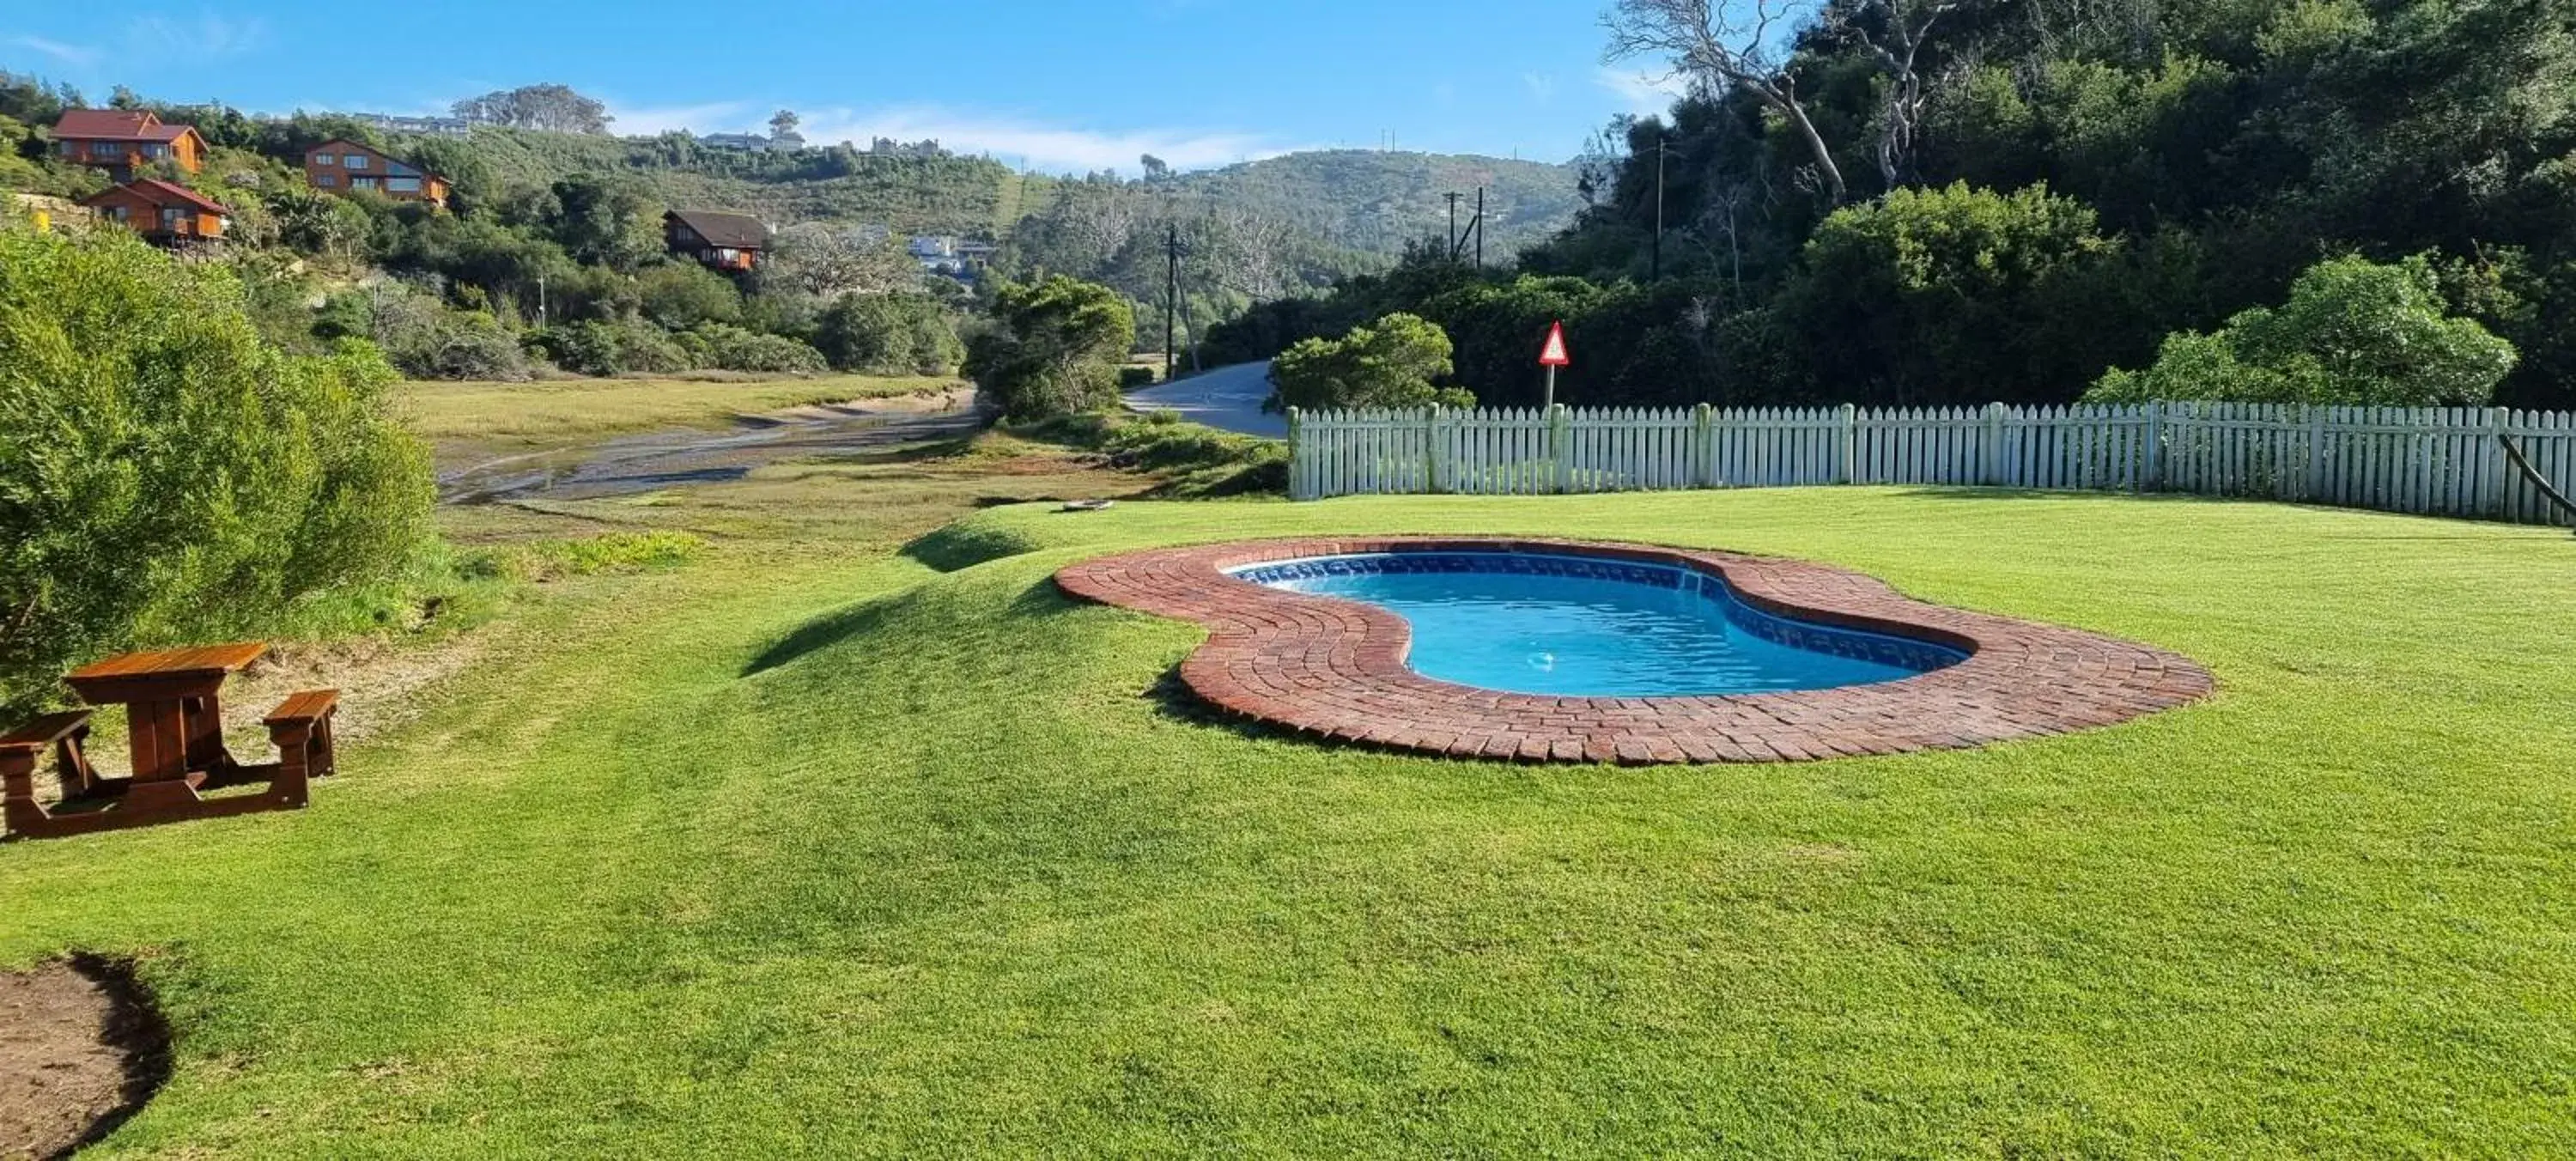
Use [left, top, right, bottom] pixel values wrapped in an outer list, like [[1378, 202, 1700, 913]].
[[1602, 0, 1850, 204]]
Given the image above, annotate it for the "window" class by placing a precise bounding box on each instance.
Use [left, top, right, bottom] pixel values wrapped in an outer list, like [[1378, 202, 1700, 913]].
[[144, 144, 167, 158], [716, 248, 738, 262], [387, 178, 420, 193], [314, 153, 335, 166], [353, 176, 380, 190], [161, 207, 183, 227], [104, 205, 129, 222], [91, 141, 120, 157], [345, 154, 368, 170], [314, 173, 337, 187]]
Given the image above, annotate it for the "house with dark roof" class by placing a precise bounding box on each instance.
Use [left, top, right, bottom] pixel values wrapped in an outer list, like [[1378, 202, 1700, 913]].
[[302, 140, 451, 208], [665, 210, 769, 271], [52, 109, 206, 179], [80, 179, 230, 245]]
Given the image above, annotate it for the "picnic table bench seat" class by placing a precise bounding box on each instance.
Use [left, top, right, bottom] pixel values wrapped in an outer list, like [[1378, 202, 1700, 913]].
[[2, 710, 98, 836], [262, 690, 340, 784]]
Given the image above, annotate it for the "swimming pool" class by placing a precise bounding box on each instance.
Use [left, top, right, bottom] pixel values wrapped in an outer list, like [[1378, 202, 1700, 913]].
[[1228, 551, 1967, 697]]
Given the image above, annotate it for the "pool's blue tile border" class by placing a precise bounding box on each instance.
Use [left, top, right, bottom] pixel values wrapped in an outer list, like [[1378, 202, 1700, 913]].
[[1228, 551, 1971, 675]]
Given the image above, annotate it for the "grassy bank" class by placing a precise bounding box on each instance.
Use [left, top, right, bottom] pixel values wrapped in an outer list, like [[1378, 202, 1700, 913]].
[[2, 489, 2571, 1156], [398, 373, 961, 446]]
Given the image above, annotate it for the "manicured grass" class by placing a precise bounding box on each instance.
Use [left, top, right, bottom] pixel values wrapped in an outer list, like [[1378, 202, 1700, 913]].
[[4, 489, 2573, 1156], [398, 374, 961, 444]]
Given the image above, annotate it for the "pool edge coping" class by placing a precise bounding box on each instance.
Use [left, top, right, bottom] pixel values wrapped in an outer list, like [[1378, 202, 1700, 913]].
[[1054, 537, 2215, 765]]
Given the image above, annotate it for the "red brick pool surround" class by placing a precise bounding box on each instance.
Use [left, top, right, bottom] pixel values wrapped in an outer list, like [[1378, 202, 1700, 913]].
[[1054, 538, 2215, 765]]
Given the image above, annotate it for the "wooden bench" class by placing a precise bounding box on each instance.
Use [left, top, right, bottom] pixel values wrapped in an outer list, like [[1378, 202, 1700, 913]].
[[263, 690, 341, 790], [2, 711, 96, 837]]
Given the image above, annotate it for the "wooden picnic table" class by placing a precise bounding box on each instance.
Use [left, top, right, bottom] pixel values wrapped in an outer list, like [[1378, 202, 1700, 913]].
[[3, 642, 342, 840], [64, 641, 268, 807]]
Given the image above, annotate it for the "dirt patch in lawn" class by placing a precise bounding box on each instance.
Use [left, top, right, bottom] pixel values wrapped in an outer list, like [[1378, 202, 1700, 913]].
[[0, 957, 170, 1159]]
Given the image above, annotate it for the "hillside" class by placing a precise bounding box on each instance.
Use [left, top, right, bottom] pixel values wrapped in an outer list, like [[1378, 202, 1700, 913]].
[[434, 128, 1577, 260], [1164, 149, 1580, 259]]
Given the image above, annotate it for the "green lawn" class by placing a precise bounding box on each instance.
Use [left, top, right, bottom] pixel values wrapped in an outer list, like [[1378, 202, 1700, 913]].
[[5, 489, 2573, 1157]]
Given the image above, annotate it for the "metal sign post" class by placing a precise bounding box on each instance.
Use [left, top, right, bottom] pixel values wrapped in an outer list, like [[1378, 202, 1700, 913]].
[[1538, 320, 1571, 409]]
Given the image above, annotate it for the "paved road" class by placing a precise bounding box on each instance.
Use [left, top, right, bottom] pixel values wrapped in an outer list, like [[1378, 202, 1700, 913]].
[[1123, 361, 1285, 438]]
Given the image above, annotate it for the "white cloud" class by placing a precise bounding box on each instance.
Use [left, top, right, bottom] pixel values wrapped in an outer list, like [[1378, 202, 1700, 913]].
[[1522, 72, 1559, 104], [1596, 66, 1690, 116], [605, 100, 1291, 173], [6, 34, 100, 67], [131, 13, 268, 58]]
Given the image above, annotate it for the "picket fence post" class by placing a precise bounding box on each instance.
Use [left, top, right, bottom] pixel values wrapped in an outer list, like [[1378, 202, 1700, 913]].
[[1423, 405, 1444, 494], [1838, 404, 1859, 485], [2144, 402, 2166, 492], [1692, 404, 1715, 489], [1982, 402, 2007, 486], [1550, 404, 1572, 495], [2486, 405, 2512, 519], [1286, 407, 1306, 500]]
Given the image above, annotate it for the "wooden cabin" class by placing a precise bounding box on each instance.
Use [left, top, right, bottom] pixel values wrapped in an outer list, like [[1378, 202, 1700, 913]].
[[302, 139, 451, 208], [80, 179, 230, 245], [665, 210, 769, 271], [52, 109, 205, 179]]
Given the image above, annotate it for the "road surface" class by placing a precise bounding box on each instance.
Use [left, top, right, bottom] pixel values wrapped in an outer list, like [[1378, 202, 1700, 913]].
[[1123, 361, 1285, 438]]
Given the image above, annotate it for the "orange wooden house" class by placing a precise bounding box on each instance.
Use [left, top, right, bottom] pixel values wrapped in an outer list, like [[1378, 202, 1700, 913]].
[[81, 179, 230, 245], [52, 109, 206, 179], [301, 139, 450, 207]]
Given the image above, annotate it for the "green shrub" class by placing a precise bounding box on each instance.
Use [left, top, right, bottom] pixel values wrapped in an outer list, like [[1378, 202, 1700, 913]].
[[1119, 366, 1157, 389], [678, 324, 828, 374], [1268, 313, 1473, 411], [2089, 256, 2519, 405], [1778, 182, 2122, 405], [0, 226, 432, 714], [813, 292, 963, 374], [635, 262, 744, 330], [965, 276, 1134, 420], [538, 317, 693, 376]]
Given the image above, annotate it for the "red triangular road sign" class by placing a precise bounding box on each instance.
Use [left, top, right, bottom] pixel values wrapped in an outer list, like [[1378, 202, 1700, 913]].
[[1539, 320, 1571, 367]]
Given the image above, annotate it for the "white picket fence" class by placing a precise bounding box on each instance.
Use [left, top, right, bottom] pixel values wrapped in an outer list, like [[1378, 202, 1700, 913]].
[[1285, 402, 2576, 526]]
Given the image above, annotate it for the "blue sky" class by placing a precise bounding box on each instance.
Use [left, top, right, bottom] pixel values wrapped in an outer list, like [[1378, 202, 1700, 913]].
[[2, 3, 1691, 172]]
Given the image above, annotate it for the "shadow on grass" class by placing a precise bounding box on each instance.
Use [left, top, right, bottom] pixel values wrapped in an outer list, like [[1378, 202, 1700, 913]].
[[744, 579, 1084, 677], [742, 593, 908, 677], [1891, 486, 2237, 505]]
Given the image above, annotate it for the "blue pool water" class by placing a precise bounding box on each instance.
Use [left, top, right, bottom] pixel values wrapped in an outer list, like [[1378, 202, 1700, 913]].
[[1230, 551, 1967, 697]]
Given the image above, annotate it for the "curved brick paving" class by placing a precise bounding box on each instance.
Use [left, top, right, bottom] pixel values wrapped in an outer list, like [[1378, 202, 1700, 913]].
[[1054, 538, 2215, 765]]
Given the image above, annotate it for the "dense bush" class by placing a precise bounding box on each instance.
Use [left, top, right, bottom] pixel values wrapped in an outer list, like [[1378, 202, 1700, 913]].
[[677, 324, 828, 374], [812, 292, 963, 374], [2090, 256, 2518, 405], [1772, 183, 2127, 405], [635, 262, 744, 330], [0, 227, 432, 713], [537, 317, 693, 376], [965, 276, 1134, 419], [1268, 313, 1472, 411]]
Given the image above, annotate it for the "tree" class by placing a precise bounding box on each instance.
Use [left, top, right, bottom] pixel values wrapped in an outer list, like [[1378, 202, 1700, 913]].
[[2089, 256, 2518, 406], [543, 173, 660, 270], [770, 109, 801, 138], [1267, 313, 1470, 412], [452, 84, 614, 135], [1778, 181, 2121, 404], [0, 226, 431, 714], [769, 223, 921, 299], [813, 293, 963, 374], [963, 276, 1135, 419], [635, 262, 744, 330], [1140, 154, 1171, 182], [1603, 0, 1850, 204], [1826, 0, 1960, 189]]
